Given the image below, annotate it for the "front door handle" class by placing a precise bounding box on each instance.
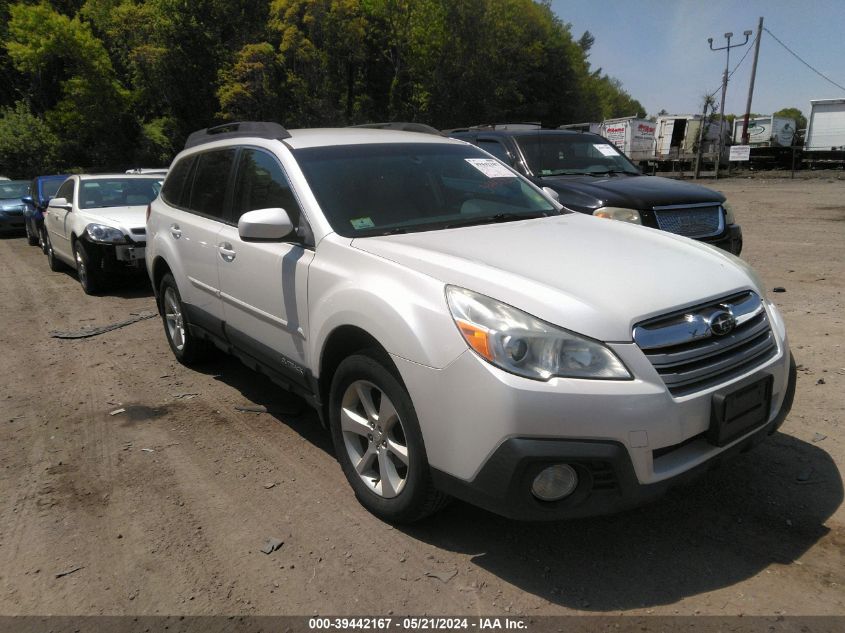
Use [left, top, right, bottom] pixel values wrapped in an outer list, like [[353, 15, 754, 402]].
[[169, 224, 182, 239], [218, 242, 236, 262]]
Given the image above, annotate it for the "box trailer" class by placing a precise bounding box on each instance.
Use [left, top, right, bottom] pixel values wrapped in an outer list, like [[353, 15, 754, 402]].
[[599, 117, 656, 163], [654, 114, 725, 165], [732, 116, 797, 147], [803, 99, 845, 168]]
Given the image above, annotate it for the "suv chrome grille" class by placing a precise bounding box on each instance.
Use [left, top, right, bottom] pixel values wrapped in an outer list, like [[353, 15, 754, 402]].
[[634, 291, 778, 396], [652, 203, 724, 238]]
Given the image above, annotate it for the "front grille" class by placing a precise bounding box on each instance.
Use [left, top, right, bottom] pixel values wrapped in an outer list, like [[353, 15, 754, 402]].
[[653, 203, 724, 238], [634, 292, 778, 396]]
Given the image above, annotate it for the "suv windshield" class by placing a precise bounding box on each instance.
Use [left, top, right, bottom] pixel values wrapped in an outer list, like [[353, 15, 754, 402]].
[[294, 143, 559, 237], [79, 178, 162, 209], [515, 134, 640, 177]]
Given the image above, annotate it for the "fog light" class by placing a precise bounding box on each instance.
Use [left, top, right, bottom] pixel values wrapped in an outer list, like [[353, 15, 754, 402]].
[[531, 464, 578, 501]]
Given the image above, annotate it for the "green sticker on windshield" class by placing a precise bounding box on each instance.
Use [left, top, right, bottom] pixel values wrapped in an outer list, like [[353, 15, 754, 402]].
[[350, 216, 375, 230]]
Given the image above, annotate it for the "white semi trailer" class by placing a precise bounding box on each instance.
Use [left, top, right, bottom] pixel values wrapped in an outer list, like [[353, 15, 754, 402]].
[[803, 98, 845, 167]]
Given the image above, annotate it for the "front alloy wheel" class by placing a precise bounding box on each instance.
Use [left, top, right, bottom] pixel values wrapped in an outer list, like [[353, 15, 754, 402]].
[[329, 352, 448, 522], [157, 273, 213, 365], [340, 380, 409, 498]]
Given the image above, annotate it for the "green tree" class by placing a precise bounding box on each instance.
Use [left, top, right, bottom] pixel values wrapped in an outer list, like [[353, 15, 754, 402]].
[[773, 107, 806, 131], [0, 101, 60, 176]]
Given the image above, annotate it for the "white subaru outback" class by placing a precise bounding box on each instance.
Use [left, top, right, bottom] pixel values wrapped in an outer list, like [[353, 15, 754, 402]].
[[146, 122, 796, 522]]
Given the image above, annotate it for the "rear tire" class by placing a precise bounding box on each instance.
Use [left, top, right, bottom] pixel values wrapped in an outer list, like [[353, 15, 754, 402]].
[[329, 352, 449, 523], [38, 226, 48, 254], [158, 273, 214, 365]]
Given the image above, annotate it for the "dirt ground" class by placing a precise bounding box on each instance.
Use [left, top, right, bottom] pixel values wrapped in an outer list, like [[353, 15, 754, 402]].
[[0, 177, 843, 618]]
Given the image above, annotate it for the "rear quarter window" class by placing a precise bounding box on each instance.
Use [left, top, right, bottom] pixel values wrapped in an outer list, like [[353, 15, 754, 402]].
[[161, 155, 196, 208]]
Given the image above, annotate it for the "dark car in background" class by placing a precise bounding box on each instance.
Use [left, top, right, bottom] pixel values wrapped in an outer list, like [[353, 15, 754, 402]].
[[0, 180, 30, 236], [447, 126, 743, 255], [22, 175, 69, 249]]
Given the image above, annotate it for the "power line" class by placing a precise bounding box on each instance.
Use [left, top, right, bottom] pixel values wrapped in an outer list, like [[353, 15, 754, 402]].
[[764, 27, 845, 93]]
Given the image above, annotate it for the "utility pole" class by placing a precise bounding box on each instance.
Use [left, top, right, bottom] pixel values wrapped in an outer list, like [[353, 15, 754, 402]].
[[694, 95, 714, 180], [708, 29, 752, 179], [741, 17, 764, 144]]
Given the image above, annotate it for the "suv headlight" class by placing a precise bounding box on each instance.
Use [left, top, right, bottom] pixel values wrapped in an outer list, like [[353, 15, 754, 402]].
[[723, 202, 736, 225], [592, 207, 641, 224], [445, 286, 631, 381], [85, 223, 126, 243]]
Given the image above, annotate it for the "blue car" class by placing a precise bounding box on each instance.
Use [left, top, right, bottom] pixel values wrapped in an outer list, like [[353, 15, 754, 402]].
[[21, 175, 69, 249], [0, 180, 30, 237]]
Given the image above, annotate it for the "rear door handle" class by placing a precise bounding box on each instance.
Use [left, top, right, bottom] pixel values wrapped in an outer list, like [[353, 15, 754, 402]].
[[170, 224, 182, 239], [218, 242, 236, 262]]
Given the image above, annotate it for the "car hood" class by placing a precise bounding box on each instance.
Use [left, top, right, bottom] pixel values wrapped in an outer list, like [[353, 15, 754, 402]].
[[537, 174, 725, 212], [86, 206, 148, 235], [352, 214, 761, 342]]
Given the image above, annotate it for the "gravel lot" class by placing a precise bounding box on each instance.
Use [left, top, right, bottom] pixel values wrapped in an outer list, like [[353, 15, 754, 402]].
[[0, 177, 843, 617]]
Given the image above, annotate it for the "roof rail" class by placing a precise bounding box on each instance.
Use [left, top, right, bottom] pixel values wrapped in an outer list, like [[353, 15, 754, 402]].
[[184, 121, 291, 150], [349, 122, 444, 136]]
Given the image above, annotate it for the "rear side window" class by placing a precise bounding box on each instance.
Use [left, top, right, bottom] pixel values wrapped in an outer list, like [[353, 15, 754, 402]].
[[187, 149, 236, 219], [161, 155, 196, 208], [232, 149, 301, 227]]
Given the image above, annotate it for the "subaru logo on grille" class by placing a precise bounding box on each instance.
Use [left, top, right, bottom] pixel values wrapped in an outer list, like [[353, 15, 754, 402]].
[[708, 310, 736, 337]]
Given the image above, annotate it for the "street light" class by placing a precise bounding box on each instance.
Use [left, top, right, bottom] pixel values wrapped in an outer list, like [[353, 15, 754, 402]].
[[708, 29, 752, 178]]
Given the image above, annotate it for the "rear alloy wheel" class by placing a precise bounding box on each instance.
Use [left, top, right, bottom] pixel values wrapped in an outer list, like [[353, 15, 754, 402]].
[[158, 273, 213, 365], [73, 241, 104, 295], [329, 352, 448, 523], [38, 226, 48, 254]]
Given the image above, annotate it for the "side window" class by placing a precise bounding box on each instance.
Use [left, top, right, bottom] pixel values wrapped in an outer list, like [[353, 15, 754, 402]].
[[161, 155, 196, 208], [232, 149, 302, 228], [187, 149, 236, 219], [478, 139, 512, 165], [55, 180, 74, 204]]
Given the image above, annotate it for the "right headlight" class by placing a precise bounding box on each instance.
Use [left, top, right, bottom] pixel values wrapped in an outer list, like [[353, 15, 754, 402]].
[[445, 286, 631, 381], [85, 223, 126, 243], [592, 207, 642, 224]]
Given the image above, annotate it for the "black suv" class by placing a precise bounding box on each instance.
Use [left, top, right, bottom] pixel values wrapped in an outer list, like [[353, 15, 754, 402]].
[[447, 126, 742, 255]]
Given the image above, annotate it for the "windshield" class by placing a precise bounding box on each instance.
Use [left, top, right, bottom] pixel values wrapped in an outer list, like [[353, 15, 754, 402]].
[[42, 179, 65, 198], [515, 134, 640, 177], [79, 178, 162, 209], [0, 181, 29, 200], [294, 143, 558, 237]]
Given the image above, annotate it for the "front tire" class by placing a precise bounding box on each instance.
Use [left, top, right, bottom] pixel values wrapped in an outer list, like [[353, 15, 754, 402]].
[[73, 240, 105, 295], [25, 219, 38, 246], [158, 273, 213, 365], [329, 352, 448, 523]]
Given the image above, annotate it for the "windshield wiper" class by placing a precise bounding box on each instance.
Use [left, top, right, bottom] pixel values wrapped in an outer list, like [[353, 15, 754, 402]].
[[586, 169, 636, 177], [444, 212, 547, 229]]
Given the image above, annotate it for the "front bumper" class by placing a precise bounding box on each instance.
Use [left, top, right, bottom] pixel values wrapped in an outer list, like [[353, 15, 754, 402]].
[[0, 210, 26, 232], [431, 355, 795, 520], [394, 302, 793, 520], [83, 238, 147, 274], [702, 223, 743, 256]]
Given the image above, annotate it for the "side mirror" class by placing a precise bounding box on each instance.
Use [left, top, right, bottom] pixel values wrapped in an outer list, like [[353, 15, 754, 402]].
[[238, 207, 293, 240], [542, 186, 560, 202], [48, 197, 71, 210], [21, 195, 34, 205]]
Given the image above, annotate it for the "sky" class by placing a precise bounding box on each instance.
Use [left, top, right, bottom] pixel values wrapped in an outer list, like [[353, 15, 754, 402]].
[[550, 0, 845, 121]]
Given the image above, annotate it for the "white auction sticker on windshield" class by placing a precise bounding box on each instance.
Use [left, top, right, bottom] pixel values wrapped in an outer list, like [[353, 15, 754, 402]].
[[465, 158, 516, 178], [593, 144, 618, 157]]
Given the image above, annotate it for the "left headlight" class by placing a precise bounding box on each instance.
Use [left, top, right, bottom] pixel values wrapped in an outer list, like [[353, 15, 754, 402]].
[[85, 223, 126, 243], [592, 207, 642, 224], [445, 286, 631, 381], [723, 202, 736, 225]]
